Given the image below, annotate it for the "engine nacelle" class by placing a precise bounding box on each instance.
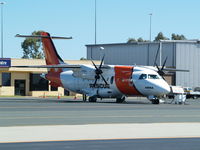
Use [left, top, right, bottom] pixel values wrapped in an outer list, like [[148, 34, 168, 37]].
[[73, 65, 96, 80], [97, 89, 114, 98]]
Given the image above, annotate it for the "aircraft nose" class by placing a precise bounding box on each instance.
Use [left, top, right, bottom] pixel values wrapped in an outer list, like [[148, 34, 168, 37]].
[[161, 84, 171, 94], [153, 80, 171, 95]]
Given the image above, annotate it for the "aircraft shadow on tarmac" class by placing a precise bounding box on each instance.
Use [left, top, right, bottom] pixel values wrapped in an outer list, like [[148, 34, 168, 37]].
[[0, 97, 190, 105], [0, 97, 152, 105]]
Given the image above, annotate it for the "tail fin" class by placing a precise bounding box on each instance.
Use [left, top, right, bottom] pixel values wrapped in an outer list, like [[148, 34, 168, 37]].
[[40, 32, 64, 65], [16, 32, 72, 65]]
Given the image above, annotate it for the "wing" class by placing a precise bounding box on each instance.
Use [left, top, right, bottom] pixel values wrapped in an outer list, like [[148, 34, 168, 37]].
[[143, 66, 189, 72], [11, 64, 80, 68], [12, 64, 111, 80]]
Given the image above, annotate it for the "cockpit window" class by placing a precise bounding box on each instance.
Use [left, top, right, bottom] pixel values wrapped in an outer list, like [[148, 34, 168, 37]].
[[139, 74, 147, 80], [148, 74, 160, 79]]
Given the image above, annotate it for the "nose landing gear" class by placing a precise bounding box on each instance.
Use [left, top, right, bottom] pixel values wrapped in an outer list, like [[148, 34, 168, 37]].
[[88, 96, 97, 102], [151, 99, 160, 104], [148, 95, 160, 104]]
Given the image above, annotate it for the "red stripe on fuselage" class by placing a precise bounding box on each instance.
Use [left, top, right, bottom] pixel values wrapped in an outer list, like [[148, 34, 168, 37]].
[[46, 71, 63, 88], [114, 66, 141, 96]]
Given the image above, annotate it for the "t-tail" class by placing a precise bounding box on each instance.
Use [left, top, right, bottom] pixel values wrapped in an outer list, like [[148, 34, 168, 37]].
[[40, 32, 64, 65], [15, 32, 72, 88], [16, 32, 72, 66]]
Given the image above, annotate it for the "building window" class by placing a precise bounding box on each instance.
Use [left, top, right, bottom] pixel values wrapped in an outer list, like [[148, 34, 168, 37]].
[[64, 89, 70, 96], [30, 73, 48, 91], [2, 72, 11, 86], [51, 86, 58, 91]]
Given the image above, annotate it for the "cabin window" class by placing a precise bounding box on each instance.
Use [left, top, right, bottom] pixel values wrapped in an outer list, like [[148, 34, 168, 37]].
[[139, 74, 147, 80]]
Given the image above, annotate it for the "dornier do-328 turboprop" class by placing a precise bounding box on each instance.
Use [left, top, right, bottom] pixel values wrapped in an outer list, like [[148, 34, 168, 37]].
[[15, 32, 189, 104]]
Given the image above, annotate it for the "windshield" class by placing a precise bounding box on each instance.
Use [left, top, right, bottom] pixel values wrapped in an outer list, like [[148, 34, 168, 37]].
[[148, 74, 160, 79], [139, 74, 147, 80], [139, 74, 161, 80]]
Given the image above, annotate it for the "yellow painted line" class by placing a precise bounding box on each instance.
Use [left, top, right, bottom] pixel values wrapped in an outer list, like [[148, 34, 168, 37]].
[[0, 136, 200, 144]]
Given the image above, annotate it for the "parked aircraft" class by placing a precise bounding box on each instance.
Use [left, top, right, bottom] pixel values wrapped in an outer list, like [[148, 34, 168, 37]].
[[15, 32, 188, 104]]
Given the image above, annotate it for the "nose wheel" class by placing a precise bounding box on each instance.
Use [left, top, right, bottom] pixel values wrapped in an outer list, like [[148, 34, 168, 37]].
[[151, 99, 160, 104]]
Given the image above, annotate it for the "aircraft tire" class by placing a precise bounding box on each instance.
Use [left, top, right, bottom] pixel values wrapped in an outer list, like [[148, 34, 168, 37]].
[[83, 94, 87, 102], [152, 99, 159, 104], [89, 97, 97, 102], [116, 97, 125, 103]]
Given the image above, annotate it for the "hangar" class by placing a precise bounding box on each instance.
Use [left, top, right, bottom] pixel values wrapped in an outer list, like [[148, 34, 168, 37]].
[[86, 40, 200, 89], [0, 58, 94, 96]]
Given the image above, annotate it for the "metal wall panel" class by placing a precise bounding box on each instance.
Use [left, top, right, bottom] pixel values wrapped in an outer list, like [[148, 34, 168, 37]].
[[87, 42, 175, 67], [176, 43, 200, 88]]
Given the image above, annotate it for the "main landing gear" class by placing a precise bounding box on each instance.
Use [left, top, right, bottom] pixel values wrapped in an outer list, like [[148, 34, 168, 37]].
[[116, 97, 125, 103], [88, 96, 97, 102], [82, 94, 97, 102], [82, 94, 87, 102]]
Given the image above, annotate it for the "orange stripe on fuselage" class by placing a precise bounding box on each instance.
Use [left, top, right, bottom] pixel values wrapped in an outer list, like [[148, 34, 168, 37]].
[[114, 66, 141, 96]]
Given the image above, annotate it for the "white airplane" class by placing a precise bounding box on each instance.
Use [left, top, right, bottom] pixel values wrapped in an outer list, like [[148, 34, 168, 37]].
[[15, 32, 188, 104]]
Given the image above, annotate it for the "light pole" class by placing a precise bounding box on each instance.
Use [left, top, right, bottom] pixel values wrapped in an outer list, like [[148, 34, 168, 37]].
[[99, 46, 104, 61], [0, 2, 5, 58], [149, 13, 152, 42], [94, 0, 97, 45]]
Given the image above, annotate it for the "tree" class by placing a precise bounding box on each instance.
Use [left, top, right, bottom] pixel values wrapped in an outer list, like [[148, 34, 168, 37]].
[[80, 57, 87, 60], [21, 31, 44, 59], [154, 32, 169, 41], [171, 33, 187, 40], [127, 37, 148, 43], [137, 37, 144, 42], [127, 38, 137, 43]]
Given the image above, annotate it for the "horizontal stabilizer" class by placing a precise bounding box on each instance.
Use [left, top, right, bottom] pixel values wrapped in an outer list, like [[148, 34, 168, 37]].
[[15, 34, 72, 40]]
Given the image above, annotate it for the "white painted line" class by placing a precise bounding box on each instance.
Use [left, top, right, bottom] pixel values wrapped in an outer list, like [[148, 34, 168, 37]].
[[0, 123, 200, 143]]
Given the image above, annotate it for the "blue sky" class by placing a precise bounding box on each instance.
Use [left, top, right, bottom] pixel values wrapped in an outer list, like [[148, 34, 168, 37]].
[[2, 0, 200, 60]]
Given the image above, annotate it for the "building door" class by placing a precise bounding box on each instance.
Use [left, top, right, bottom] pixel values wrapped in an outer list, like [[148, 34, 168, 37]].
[[15, 80, 26, 96]]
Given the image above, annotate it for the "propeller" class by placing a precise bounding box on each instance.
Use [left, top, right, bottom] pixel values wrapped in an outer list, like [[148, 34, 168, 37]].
[[91, 55, 108, 87], [153, 43, 160, 66], [155, 57, 168, 78], [153, 43, 168, 78]]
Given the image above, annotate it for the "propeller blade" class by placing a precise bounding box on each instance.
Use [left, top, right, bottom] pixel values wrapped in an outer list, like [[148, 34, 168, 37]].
[[161, 56, 168, 70], [154, 44, 160, 66], [91, 60, 98, 70], [155, 63, 160, 71], [93, 78, 98, 86], [100, 74, 108, 85], [99, 55, 105, 69]]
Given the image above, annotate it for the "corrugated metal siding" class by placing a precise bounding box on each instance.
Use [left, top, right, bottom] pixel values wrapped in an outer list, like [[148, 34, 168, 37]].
[[87, 43, 175, 67], [176, 43, 200, 88]]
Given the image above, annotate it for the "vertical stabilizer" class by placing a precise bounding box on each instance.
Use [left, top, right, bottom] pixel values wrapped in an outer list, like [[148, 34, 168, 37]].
[[40, 32, 64, 65]]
